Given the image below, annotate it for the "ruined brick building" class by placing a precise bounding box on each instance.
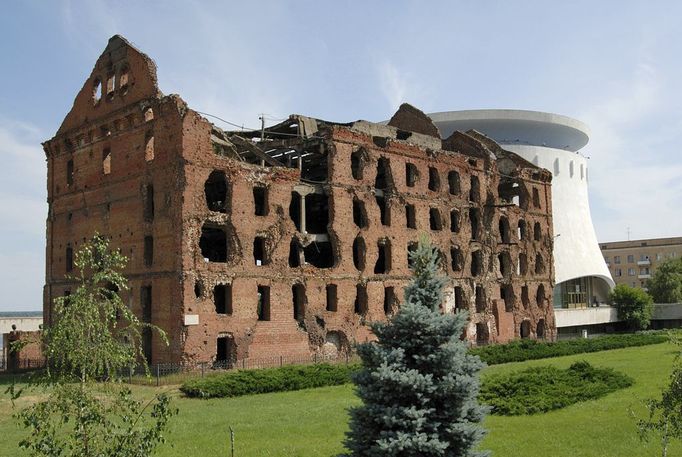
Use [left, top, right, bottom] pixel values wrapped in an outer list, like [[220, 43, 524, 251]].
[[43, 36, 556, 365]]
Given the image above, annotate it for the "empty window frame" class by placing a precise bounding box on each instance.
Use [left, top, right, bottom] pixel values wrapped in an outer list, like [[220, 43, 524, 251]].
[[102, 147, 111, 175], [532, 187, 541, 208], [450, 209, 460, 233], [471, 250, 483, 277], [66, 159, 74, 186], [520, 320, 531, 338], [304, 241, 335, 268], [499, 216, 511, 243], [354, 284, 368, 315], [66, 246, 73, 272], [214, 284, 232, 314], [145, 131, 154, 162], [535, 254, 545, 275], [533, 222, 542, 241], [353, 198, 368, 228], [253, 186, 268, 216], [253, 236, 268, 266], [475, 286, 486, 312], [537, 319, 546, 338], [469, 175, 480, 202], [288, 238, 303, 267], [216, 335, 235, 365], [521, 285, 530, 308], [374, 239, 391, 274], [376, 195, 390, 226], [450, 246, 464, 272], [199, 225, 227, 262], [476, 322, 488, 344], [498, 251, 512, 277], [326, 284, 338, 312], [469, 208, 481, 240], [405, 204, 416, 229], [405, 163, 418, 187], [429, 207, 443, 231], [353, 237, 366, 271], [257, 285, 271, 321], [518, 220, 527, 241], [454, 286, 466, 313], [383, 287, 396, 315], [518, 253, 528, 275], [375, 157, 391, 190], [289, 192, 301, 231], [143, 184, 155, 222], [428, 167, 440, 191], [351, 148, 365, 180], [205, 171, 228, 213], [448, 170, 461, 195], [536, 284, 546, 307], [292, 284, 306, 322], [305, 193, 329, 234], [144, 236, 154, 267], [407, 242, 418, 269]]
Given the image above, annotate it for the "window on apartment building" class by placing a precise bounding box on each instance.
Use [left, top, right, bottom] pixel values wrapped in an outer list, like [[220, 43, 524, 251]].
[[615, 268, 622, 277], [66, 159, 74, 186], [257, 286, 270, 321], [214, 284, 232, 315], [614, 256, 621, 264], [326, 284, 338, 312], [253, 186, 268, 216], [405, 163, 418, 187], [428, 167, 440, 191], [627, 255, 634, 263], [448, 170, 461, 195], [628, 268, 635, 276]]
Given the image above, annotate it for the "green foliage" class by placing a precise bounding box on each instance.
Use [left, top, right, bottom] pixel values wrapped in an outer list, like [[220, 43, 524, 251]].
[[13, 235, 176, 457], [636, 332, 682, 457], [647, 258, 682, 304], [470, 331, 668, 365], [610, 284, 654, 330], [480, 361, 633, 416], [180, 363, 360, 398], [346, 236, 488, 457]]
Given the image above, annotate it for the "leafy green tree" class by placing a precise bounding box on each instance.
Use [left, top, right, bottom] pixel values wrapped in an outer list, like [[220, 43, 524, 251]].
[[609, 284, 654, 331], [647, 258, 682, 304], [636, 332, 682, 457], [12, 235, 176, 457], [345, 236, 488, 457]]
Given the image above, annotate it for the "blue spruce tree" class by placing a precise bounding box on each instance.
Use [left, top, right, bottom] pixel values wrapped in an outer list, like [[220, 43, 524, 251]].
[[346, 236, 488, 456]]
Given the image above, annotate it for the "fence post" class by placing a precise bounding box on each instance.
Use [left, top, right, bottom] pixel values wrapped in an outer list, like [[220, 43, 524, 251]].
[[314, 353, 317, 364], [156, 363, 160, 387], [242, 359, 245, 370], [280, 355, 283, 367], [201, 362, 205, 378], [345, 352, 349, 365]]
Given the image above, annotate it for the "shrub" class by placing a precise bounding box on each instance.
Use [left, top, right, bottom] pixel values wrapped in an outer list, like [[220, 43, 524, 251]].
[[479, 361, 633, 415], [647, 257, 682, 304], [470, 332, 668, 365], [180, 363, 360, 398], [610, 284, 654, 330]]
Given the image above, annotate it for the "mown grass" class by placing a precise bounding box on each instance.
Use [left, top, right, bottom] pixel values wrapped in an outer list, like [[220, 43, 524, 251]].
[[0, 343, 679, 457]]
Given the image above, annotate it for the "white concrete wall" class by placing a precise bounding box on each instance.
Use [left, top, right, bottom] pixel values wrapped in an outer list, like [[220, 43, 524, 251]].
[[555, 306, 619, 327], [0, 317, 42, 336]]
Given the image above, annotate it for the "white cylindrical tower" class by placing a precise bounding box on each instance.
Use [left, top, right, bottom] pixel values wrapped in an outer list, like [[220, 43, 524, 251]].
[[429, 110, 614, 308]]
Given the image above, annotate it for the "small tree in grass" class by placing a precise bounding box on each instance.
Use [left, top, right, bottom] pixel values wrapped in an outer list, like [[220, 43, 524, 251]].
[[636, 332, 682, 457], [10, 235, 176, 457], [647, 258, 682, 304], [345, 236, 488, 457], [610, 284, 654, 331]]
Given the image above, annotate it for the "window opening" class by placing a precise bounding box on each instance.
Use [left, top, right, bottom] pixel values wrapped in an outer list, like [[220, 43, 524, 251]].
[[471, 250, 482, 277], [353, 237, 366, 271], [374, 239, 391, 274], [293, 284, 306, 322], [375, 157, 391, 190], [450, 209, 460, 233], [536, 284, 546, 307], [67, 159, 74, 186], [326, 284, 338, 312], [102, 147, 111, 175], [428, 167, 440, 191], [534, 222, 542, 241], [501, 284, 514, 312], [305, 193, 329, 234], [145, 131, 154, 162], [499, 216, 511, 243], [353, 198, 368, 228], [66, 246, 73, 272], [304, 241, 334, 268], [354, 284, 368, 315], [535, 254, 545, 275], [469, 175, 480, 202], [257, 286, 270, 321], [429, 207, 443, 231], [214, 284, 232, 314], [451, 246, 463, 272], [469, 208, 480, 240], [143, 184, 154, 222], [351, 149, 365, 180], [448, 170, 461, 195], [476, 322, 488, 345], [288, 238, 303, 267], [376, 195, 390, 226], [520, 320, 531, 338], [199, 225, 227, 262], [405, 204, 416, 229], [205, 171, 227, 213], [384, 287, 396, 315], [532, 187, 541, 208], [216, 335, 235, 366], [518, 220, 526, 241], [253, 236, 267, 266], [475, 286, 486, 312], [253, 186, 268, 216], [144, 236, 153, 267], [405, 163, 418, 187], [454, 287, 465, 313], [521, 285, 530, 308]]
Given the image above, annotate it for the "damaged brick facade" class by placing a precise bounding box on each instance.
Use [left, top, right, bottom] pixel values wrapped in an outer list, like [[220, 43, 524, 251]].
[[43, 36, 556, 365]]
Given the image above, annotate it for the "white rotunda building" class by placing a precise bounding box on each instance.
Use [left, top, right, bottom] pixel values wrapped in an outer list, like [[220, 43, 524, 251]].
[[429, 110, 614, 315]]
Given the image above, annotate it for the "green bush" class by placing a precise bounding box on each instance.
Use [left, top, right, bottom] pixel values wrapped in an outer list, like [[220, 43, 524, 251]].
[[610, 284, 654, 330], [180, 363, 360, 398], [479, 361, 634, 415], [470, 332, 668, 365]]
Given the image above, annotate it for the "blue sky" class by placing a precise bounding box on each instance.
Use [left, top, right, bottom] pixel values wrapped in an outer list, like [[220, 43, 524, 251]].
[[1, 0, 681, 311]]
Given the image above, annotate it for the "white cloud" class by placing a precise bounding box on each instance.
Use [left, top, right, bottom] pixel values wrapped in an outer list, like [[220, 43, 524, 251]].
[[376, 59, 430, 113]]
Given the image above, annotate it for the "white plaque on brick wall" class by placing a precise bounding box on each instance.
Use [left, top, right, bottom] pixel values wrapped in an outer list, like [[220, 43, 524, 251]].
[[184, 314, 199, 326]]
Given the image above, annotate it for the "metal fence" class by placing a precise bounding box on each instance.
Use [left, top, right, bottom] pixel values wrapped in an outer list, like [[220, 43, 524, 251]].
[[0, 352, 359, 386]]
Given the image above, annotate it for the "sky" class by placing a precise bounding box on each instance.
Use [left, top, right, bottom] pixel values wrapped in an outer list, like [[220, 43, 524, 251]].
[[1, 0, 681, 311]]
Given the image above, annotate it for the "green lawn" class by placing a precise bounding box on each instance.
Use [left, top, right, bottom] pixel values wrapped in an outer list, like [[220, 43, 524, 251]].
[[1, 343, 678, 457]]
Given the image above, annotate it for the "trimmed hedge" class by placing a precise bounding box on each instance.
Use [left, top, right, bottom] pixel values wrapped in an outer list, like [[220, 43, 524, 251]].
[[181, 332, 669, 399], [470, 332, 668, 366], [479, 361, 634, 415], [180, 363, 360, 398]]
